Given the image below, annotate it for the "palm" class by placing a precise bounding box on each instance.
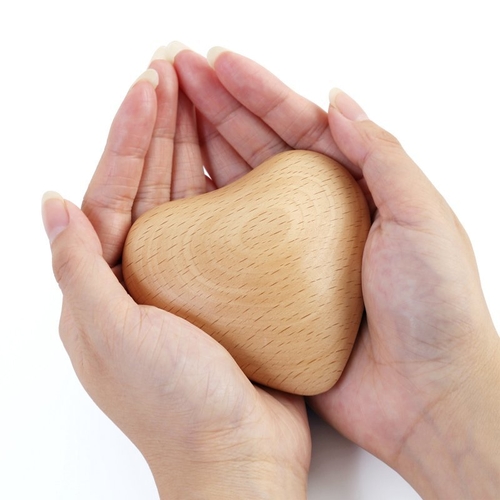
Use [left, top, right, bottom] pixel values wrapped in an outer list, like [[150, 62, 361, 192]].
[[72, 57, 310, 475], [172, 47, 495, 470], [311, 170, 492, 466]]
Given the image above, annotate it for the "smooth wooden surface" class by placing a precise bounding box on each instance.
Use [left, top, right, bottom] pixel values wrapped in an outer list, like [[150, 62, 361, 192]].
[[123, 150, 370, 395]]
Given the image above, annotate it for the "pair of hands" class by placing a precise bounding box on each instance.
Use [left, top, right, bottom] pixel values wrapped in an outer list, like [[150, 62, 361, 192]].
[[43, 44, 500, 498]]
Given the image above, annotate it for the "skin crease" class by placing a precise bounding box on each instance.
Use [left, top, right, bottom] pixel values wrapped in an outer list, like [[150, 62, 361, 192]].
[[45, 60, 310, 500], [43, 46, 500, 499]]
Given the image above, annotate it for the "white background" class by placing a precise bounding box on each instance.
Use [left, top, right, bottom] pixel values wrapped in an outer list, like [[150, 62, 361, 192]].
[[1, 1, 499, 498]]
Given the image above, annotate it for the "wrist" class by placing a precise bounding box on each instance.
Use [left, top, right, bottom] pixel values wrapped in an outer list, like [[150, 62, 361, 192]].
[[145, 434, 308, 500], [151, 455, 307, 500], [395, 333, 500, 498]]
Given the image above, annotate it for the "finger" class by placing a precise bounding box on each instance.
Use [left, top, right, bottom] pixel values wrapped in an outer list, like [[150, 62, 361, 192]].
[[197, 111, 252, 188], [328, 88, 447, 226], [170, 90, 206, 200], [42, 192, 135, 352], [207, 47, 357, 176], [82, 70, 158, 266], [205, 174, 217, 192], [133, 52, 178, 219], [171, 46, 289, 168]]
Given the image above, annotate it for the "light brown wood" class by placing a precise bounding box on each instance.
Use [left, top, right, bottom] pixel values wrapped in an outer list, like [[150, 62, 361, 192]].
[[123, 150, 370, 395]]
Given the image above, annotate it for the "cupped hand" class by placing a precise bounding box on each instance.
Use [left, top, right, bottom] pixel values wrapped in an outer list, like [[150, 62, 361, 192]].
[[316, 90, 500, 496], [170, 45, 500, 498], [43, 52, 310, 499]]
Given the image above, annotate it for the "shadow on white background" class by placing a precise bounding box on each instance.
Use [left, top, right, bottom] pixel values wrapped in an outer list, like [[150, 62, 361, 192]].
[[307, 409, 420, 499]]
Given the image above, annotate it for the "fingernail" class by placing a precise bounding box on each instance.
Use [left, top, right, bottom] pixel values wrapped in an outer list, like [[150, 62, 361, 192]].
[[329, 88, 368, 121], [207, 46, 229, 69], [164, 41, 191, 63], [150, 46, 170, 62], [132, 68, 159, 89], [42, 191, 69, 244]]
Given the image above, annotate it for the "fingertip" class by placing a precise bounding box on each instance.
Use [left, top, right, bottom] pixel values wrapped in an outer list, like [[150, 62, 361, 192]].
[[163, 41, 191, 64], [42, 191, 69, 244], [207, 46, 230, 69], [42, 190, 64, 207], [132, 68, 159, 90], [150, 45, 171, 63], [328, 87, 343, 107], [329, 88, 368, 122]]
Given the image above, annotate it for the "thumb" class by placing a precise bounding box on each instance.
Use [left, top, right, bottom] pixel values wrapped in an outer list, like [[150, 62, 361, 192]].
[[328, 89, 447, 226], [42, 191, 132, 333]]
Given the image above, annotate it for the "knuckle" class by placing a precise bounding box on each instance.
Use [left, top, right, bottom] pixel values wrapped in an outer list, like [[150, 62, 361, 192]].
[[52, 251, 72, 287], [52, 245, 86, 290], [359, 121, 403, 164], [364, 122, 401, 150]]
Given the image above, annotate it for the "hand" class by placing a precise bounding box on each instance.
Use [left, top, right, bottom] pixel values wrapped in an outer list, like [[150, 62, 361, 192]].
[[315, 90, 500, 497], [170, 45, 500, 498], [42, 52, 310, 499]]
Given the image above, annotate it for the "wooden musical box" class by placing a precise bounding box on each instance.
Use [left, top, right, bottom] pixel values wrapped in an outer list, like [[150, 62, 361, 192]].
[[123, 150, 370, 395]]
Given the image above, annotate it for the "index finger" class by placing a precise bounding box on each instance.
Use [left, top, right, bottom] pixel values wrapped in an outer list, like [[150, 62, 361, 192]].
[[82, 70, 158, 267]]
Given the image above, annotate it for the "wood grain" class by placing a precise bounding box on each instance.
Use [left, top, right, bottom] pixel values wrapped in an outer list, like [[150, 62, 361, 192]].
[[123, 150, 370, 395]]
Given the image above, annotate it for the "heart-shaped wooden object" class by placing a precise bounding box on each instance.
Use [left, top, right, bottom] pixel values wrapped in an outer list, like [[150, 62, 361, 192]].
[[123, 150, 370, 395]]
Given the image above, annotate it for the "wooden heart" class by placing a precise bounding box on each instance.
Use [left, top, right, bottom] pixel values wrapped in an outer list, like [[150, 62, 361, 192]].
[[123, 150, 370, 395]]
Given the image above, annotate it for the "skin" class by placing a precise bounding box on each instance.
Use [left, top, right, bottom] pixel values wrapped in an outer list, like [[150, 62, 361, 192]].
[[43, 60, 310, 499], [43, 46, 500, 498]]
